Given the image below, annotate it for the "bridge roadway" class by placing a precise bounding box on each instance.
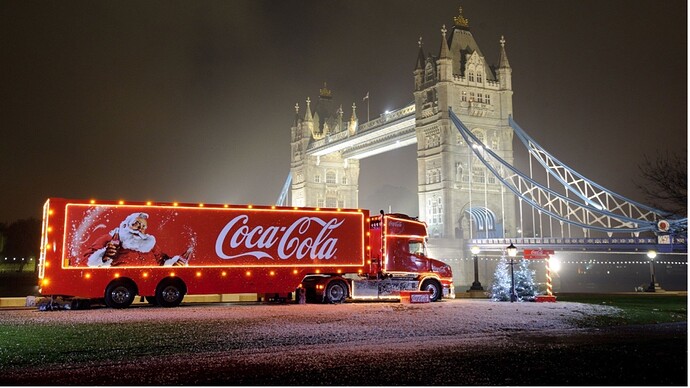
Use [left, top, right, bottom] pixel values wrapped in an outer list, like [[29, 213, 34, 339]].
[[307, 104, 416, 159], [468, 236, 688, 255]]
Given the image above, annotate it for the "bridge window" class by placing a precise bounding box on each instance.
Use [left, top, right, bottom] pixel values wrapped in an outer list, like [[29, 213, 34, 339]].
[[472, 167, 485, 183], [485, 93, 491, 105], [326, 197, 337, 208], [326, 171, 336, 184], [341, 176, 347, 185], [468, 72, 474, 82], [477, 72, 483, 83], [477, 94, 484, 103], [317, 199, 325, 208], [314, 174, 321, 183], [469, 92, 475, 102], [488, 174, 496, 184], [427, 197, 443, 225], [461, 92, 467, 102]]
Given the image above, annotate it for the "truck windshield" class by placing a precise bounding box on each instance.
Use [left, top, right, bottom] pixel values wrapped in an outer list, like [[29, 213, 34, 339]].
[[409, 241, 426, 256]]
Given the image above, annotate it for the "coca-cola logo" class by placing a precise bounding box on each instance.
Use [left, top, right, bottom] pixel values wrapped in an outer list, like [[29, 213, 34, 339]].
[[215, 215, 344, 261]]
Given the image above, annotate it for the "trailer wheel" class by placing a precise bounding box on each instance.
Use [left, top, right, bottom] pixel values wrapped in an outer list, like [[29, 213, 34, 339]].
[[155, 279, 186, 307], [104, 280, 136, 309], [324, 280, 348, 304], [421, 279, 442, 302]]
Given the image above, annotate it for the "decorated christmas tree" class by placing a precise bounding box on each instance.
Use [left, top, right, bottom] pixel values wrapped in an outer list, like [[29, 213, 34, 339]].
[[490, 257, 537, 302]]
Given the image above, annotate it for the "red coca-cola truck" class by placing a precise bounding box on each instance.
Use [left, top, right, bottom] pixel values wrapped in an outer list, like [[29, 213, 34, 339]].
[[37, 198, 454, 308]]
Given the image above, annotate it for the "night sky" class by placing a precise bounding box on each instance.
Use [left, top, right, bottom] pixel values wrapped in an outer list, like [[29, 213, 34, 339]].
[[1, 0, 686, 223]]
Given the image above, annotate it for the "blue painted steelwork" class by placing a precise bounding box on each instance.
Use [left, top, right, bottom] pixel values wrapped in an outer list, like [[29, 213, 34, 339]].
[[276, 172, 292, 206], [449, 108, 687, 236], [509, 116, 686, 233], [469, 236, 687, 254]]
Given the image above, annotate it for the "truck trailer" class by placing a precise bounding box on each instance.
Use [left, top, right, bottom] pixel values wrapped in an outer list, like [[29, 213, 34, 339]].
[[38, 198, 454, 308]]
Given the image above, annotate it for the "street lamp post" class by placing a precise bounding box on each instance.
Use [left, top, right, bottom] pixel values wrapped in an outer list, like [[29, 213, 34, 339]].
[[507, 242, 518, 302], [469, 246, 483, 291], [645, 250, 663, 292]]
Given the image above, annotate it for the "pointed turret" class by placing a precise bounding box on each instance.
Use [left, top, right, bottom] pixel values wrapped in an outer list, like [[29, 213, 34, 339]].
[[437, 25, 453, 82], [349, 102, 358, 135], [497, 35, 512, 90], [304, 97, 313, 122], [415, 37, 426, 70], [498, 35, 511, 69]]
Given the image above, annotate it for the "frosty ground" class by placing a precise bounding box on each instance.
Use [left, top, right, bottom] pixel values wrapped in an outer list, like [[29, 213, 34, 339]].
[[0, 299, 686, 385]]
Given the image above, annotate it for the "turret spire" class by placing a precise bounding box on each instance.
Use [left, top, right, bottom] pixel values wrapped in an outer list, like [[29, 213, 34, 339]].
[[453, 6, 470, 30], [440, 25, 450, 59], [498, 35, 511, 68], [415, 36, 426, 70], [304, 97, 313, 121]]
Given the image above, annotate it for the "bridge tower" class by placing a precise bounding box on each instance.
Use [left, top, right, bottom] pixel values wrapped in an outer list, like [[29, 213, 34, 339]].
[[290, 83, 360, 209], [414, 8, 517, 271]]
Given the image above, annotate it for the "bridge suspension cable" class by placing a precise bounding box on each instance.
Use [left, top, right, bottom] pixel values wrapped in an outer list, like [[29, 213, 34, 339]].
[[449, 108, 685, 235], [276, 172, 292, 206]]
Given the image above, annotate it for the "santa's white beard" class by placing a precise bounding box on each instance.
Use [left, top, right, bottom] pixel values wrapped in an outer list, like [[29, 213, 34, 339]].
[[119, 228, 156, 252]]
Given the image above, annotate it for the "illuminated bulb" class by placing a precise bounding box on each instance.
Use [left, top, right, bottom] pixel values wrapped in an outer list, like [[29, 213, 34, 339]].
[[271, 206, 276, 209], [292, 269, 298, 275], [44, 261, 50, 267], [315, 208, 320, 211], [90, 199, 96, 204], [114, 273, 120, 278], [336, 269, 342, 274], [245, 271, 251, 276], [199, 203, 204, 207], [366, 232, 370, 236], [142, 272, 149, 278], [47, 227, 53, 233], [224, 204, 229, 208], [196, 271, 202, 277], [118, 200, 124, 205], [173, 202, 179, 207], [269, 271, 275, 276], [294, 207, 299, 210], [146, 201, 152, 206], [42, 278, 49, 286], [358, 269, 363, 274], [315, 269, 321, 274], [248, 204, 253, 209], [169, 272, 175, 277], [221, 271, 227, 276], [45, 243, 51, 250], [84, 273, 91, 279], [49, 209, 54, 215]]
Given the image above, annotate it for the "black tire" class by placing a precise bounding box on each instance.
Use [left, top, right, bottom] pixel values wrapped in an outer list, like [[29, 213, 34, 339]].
[[104, 281, 136, 309], [421, 279, 442, 302], [155, 280, 185, 307], [324, 280, 348, 304], [145, 296, 158, 305]]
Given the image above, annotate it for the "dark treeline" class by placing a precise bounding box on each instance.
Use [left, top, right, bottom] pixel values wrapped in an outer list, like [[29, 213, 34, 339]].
[[0, 218, 41, 261]]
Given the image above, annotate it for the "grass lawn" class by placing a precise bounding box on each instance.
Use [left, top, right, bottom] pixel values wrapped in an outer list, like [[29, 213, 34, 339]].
[[556, 293, 687, 326]]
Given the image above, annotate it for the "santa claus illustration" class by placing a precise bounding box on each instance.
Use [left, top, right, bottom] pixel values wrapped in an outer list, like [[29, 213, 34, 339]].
[[86, 212, 190, 267]]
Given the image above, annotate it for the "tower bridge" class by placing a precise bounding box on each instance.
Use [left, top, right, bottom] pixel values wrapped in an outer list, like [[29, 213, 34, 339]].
[[285, 8, 686, 289]]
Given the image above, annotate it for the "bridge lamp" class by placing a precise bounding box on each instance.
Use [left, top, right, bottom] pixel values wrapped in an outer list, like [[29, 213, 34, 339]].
[[506, 242, 518, 302], [469, 246, 483, 291], [549, 257, 562, 273]]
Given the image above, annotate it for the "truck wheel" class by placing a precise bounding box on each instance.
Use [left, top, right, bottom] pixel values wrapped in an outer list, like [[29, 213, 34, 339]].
[[155, 280, 185, 307], [324, 280, 348, 304], [421, 279, 442, 302], [104, 281, 136, 309]]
